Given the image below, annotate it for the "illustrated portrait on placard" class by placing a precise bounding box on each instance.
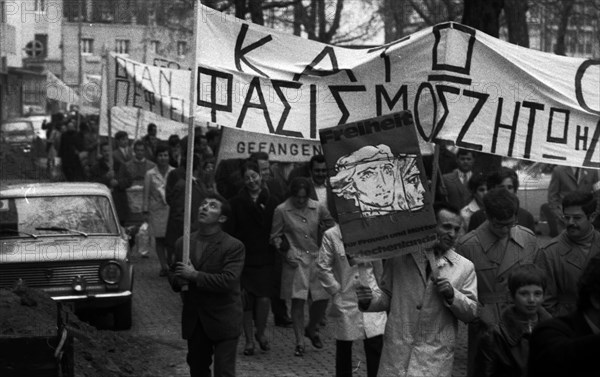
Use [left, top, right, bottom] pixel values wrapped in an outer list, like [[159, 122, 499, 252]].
[[330, 144, 426, 218]]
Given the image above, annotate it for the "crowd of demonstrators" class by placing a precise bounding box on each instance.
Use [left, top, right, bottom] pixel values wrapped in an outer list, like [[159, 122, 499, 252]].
[[40, 113, 600, 377], [156, 139, 600, 377]]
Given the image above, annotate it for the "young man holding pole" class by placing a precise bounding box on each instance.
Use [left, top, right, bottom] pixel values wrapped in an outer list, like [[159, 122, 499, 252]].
[[169, 193, 245, 377]]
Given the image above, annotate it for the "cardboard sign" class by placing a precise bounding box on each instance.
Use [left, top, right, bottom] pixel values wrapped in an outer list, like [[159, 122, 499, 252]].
[[320, 111, 437, 261], [218, 126, 322, 163]]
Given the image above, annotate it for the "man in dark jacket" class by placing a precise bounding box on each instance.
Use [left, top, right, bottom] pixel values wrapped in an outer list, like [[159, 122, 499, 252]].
[[170, 193, 245, 377], [536, 192, 600, 317], [529, 256, 600, 377], [89, 142, 129, 224]]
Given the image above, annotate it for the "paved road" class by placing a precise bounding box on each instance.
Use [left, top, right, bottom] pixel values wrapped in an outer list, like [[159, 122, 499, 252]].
[[127, 249, 469, 377]]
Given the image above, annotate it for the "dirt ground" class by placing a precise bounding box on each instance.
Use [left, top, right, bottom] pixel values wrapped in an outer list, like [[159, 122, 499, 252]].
[[0, 287, 178, 377]]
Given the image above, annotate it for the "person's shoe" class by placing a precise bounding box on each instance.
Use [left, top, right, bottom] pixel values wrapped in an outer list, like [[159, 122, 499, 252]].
[[294, 345, 304, 357], [255, 333, 270, 351], [274, 317, 293, 328], [304, 328, 323, 349], [243, 345, 255, 356]]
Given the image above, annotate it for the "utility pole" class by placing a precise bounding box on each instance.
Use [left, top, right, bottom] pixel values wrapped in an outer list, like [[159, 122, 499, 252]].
[[77, 0, 83, 130]]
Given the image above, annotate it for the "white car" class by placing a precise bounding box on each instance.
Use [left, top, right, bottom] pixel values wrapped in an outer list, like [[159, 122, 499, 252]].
[[0, 182, 134, 329]]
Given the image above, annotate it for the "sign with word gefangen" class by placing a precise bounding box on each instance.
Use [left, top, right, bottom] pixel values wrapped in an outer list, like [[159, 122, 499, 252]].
[[195, 5, 600, 168]]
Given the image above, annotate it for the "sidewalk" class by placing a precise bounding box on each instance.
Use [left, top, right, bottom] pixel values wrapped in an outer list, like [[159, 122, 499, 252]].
[[129, 250, 469, 377]]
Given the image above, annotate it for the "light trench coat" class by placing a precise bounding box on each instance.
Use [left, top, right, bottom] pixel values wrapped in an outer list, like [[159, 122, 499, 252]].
[[368, 248, 478, 377], [317, 225, 387, 341], [270, 198, 335, 300], [142, 165, 174, 238]]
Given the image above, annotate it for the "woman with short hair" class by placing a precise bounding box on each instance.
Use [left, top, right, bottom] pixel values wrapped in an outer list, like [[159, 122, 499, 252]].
[[270, 177, 335, 357]]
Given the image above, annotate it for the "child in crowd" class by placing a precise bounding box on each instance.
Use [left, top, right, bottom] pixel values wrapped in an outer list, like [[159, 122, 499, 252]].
[[474, 264, 551, 377]]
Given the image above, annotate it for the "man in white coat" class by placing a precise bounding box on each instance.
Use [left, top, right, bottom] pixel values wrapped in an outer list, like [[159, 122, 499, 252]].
[[317, 222, 387, 377], [357, 202, 479, 377]]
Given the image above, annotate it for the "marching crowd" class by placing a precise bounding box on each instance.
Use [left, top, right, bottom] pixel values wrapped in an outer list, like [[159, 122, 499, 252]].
[[43, 113, 600, 377]]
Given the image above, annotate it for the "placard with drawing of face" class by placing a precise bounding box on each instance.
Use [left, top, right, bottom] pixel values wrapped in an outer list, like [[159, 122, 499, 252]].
[[331, 144, 426, 218], [320, 111, 436, 262]]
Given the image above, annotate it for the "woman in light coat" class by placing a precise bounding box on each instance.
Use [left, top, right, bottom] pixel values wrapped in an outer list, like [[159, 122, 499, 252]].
[[142, 143, 174, 276], [270, 177, 335, 357], [317, 223, 386, 377]]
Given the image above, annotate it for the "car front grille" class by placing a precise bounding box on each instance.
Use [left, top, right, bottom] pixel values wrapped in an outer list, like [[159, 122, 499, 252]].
[[0, 261, 101, 289]]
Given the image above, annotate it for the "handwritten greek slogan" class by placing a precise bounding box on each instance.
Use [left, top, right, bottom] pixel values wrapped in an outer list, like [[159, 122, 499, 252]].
[[196, 5, 600, 168], [102, 53, 196, 138], [106, 53, 200, 125], [320, 111, 437, 261]]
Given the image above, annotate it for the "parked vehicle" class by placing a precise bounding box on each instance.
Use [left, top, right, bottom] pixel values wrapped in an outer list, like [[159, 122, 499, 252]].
[[1, 119, 37, 155], [0, 182, 134, 330]]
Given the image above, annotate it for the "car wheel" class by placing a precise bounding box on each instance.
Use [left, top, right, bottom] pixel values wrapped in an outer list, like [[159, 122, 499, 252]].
[[112, 299, 132, 330]]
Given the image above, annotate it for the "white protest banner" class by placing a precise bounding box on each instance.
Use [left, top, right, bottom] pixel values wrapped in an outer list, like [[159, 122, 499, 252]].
[[100, 53, 200, 138], [106, 52, 201, 125], [218, 126, 322, 163], [46, 71, 80, 104], [146, 51, 192, 71], [196, 6, 600, 168]]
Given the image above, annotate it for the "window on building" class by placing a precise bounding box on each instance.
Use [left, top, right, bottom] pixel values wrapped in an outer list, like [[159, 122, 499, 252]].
[[115, 39, 130, 54], [149, 40, 160, 54], [24, 34, 47, 58], [177, 41, 187, 56], [81, 38, 94, 54], [585, 40, 593, 55]]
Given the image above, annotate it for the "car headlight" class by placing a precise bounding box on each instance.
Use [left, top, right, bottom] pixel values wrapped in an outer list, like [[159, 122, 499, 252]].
[[100, 262, 122, 284]]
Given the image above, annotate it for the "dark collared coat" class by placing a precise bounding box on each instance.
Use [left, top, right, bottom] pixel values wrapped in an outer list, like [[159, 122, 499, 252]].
[[441, 169, 473, 210], [475, 305, 552, 377], [529, 311, 600, 377], [535, 230, 600, 317], [456, 223, 539, 376], [171, 230, 245, 341]]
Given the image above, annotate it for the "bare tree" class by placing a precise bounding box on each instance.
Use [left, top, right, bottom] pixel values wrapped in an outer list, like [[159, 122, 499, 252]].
[[503, 0, 529, 47], [462, 0, 504, 37], [382, 0, 408, 43], [554, 0, 576, 55]]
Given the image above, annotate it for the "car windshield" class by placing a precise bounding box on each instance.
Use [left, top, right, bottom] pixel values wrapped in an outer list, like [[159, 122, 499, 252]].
[[0, 195, 119, 237], [1, 122, 33, 133]]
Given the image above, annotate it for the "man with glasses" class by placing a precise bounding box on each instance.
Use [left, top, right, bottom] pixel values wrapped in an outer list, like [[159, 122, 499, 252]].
[[467, 167, 536, 233], [456, 187, 539, 377], [535, 191, 600, 317]]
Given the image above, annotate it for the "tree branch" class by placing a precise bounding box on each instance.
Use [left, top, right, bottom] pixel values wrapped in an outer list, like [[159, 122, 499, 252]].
[[406, 0, 435, 25]]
